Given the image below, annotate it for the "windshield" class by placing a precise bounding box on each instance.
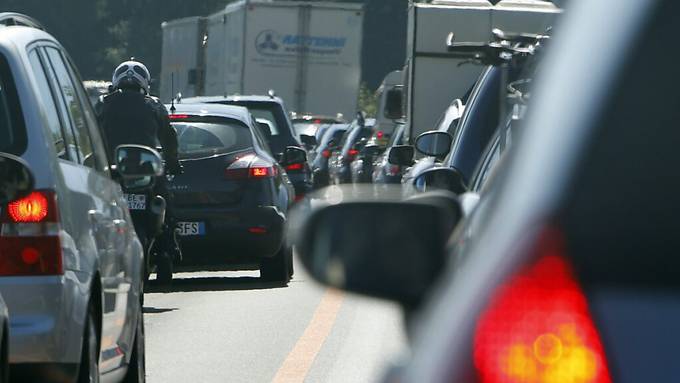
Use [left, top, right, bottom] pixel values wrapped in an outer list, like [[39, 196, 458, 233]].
[[172, 121, 253, 158]]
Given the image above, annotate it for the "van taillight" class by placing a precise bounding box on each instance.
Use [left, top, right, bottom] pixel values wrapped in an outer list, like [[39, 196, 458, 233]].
[[322, 150, 331, 158], [474, 228, 610, 383], [0, 190, 63, 276]]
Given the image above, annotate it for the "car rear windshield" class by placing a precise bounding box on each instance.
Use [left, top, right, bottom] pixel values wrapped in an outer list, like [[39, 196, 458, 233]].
[[0, 54, 27, 155], [172, 118, 253, 159], [222, 101, 291, 138]]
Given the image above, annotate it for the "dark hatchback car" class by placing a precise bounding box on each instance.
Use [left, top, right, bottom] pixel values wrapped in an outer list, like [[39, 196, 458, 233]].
[[328, 118, 375, 185], [183, 95, 312, 201], [309, 123, 349, 189], [165, 103, 297, 283]]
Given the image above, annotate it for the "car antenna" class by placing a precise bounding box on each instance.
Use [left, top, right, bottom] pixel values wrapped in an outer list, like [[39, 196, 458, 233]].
[[170, 72, 176, 113]]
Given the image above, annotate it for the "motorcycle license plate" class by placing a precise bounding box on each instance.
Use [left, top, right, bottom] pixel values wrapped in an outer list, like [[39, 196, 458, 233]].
[[124, 194, 147, 210], [177, 222, 206, 236]]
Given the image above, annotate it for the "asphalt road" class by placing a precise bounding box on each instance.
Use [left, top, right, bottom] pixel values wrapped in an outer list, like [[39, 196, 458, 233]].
[[143, 257, 407, 383]]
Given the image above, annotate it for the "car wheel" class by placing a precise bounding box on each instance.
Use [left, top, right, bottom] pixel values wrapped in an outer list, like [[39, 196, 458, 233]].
[[123, 303, 145, 383], [156, 254, 173, 284], [261, 246, 292, 285], [77, 306, 100, 383]]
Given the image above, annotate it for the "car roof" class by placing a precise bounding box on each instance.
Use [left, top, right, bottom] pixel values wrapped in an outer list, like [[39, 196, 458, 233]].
[[181, 95, 283, 105], [0, 24, 58, 54], [165, 103, 253, 124]]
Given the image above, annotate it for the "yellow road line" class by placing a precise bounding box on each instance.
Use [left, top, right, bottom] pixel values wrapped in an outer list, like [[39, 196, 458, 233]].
[[272, 289, 345, 383]]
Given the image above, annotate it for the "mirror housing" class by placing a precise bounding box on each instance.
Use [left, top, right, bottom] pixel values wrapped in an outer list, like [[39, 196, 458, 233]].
[[384, 87, 404, 120], [300, 134, 317, 148], [0, 153, 34, 205], [295, 192, 462, 308], [387, 145, 415, 166], [283, 146, 307, 165], [415, 131, 453, 157], [414, 167, 467, 195], [115, 145, 164, 178]]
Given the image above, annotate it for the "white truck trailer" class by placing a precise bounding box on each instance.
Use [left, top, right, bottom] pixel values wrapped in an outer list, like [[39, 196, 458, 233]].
[[160, 0, 364, 119], [404, 0, 561, 141]]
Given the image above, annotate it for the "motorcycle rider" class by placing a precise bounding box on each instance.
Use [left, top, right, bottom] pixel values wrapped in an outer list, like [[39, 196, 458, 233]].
[[96, 59, 182, 282]]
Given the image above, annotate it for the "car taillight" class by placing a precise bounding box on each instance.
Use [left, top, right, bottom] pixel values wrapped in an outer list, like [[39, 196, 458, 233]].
[[286, 162, 304, 171], [322, 150, 331, 158], [347, 149, 359, 161], [474, 227, 610, 383], [385, 165, 400, 176], [225, 166, 276, 179], [250, 167, 275, 178], [169, 114, 192, 120], [377, 131, 384, 139], [0, 190, 63, 276]]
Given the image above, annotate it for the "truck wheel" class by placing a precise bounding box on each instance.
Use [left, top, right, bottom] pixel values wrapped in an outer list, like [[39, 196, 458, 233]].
[[123, 303, 146, 383], [156, 254, 173, 284], [77, 305, 100, 383], [261, 246, 292, 285]]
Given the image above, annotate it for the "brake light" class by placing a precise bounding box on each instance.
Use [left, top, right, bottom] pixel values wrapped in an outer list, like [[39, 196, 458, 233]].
[[286, 162, 304, 171], [322, 150, 331, 158], [8, 191, 49, 222], [0, 190, 63, 275], [385, 165, 401, 177], [474, 228, 610, 383], [313, 119, 322, 124], [169, 114, 191, 120], [377, 131, 384, 139], [347, 149, 359, 160], [250, 167, 274, 178]]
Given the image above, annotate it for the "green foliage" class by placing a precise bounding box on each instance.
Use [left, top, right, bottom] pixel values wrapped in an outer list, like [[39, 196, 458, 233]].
[[357, 83, 378, 118]]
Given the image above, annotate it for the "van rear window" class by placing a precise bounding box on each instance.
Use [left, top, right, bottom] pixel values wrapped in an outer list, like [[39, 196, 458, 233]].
[[0, 55, 27, 155]]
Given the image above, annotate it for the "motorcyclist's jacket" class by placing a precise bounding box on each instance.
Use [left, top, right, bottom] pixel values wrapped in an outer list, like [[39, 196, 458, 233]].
[[95, 89, 179, 165]]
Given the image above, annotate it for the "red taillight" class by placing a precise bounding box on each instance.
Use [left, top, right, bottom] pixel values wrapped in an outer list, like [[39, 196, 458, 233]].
[[385, 165, 401, 176], [474, 228, 610, 383], [322, 150, 331, 158], [347, 149, 359, 160], [8, 191, 49, 222], [313, 119, 322, 124], [250, 167, 274, 178], [248, 227, 267, 234], [224, 167, 276, 179], [169, 114, 191, 120], [377, 131, 384, 139], [1, 190, 63, 276], [286, 162, 304, 171]]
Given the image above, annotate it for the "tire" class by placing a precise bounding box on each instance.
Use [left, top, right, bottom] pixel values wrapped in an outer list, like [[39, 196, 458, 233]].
[[156, 254, 173, 284], [261, 246, 292, 284], [77, 306, 100, 383], [123, 304, 146, 383]]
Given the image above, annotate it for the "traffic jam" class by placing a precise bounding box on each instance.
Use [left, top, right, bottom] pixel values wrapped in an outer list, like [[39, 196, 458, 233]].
[[0, 0, 677, 382]]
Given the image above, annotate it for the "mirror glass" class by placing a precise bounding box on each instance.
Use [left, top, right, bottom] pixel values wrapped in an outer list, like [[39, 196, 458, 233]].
[[116, 145, 164, 177], [285, 146, 307, 164], [0, 153, 34, 204], [387, 145, 414, 166], [384, 88, 404, 120], [415, 131, 453, 157], [415, 167, 467, 195], [298, 202, 447, 306]]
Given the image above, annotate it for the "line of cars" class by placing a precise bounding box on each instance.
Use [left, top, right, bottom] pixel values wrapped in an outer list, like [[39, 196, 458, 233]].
[[292, 1, 680, 382]]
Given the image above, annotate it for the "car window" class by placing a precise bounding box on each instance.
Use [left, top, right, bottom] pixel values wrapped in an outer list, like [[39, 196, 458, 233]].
[[172, 121, 253, 158], [28, 50, 68, 160], [0, 54, 26, 155], [44, 47, 95, 168]]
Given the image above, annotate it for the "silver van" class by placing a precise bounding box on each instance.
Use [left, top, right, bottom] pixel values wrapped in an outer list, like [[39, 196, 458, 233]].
[[0, 14, 149, 382]]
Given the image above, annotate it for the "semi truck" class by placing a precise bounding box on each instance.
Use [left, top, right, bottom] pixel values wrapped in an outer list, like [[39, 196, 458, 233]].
[[160, 0, 364, 119], [403, 0, 561, 142]]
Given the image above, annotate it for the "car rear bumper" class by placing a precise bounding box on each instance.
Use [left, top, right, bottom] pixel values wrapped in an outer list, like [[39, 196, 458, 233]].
[[174, 205, 286, 262], [0, 272, 86, 365]]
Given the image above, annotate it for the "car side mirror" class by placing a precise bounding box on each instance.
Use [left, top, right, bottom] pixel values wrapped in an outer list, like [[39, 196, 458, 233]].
[[362, 144, 381, 157], [384, 87, 404, 120], [387, 145, 415, 166], [300, 134, 317, 148], [283, 146, 307, 165], [415, 167, 467, 195], [0, 153, 35, 205], [415, 131, 453, 157], [115, 145, 164, 178], [293, 191, 462, 308]]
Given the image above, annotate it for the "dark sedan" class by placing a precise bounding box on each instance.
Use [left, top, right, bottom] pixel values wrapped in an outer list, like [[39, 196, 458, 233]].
[[182, 95, 312, 202], [309, 123, 349, 189], [165, 103, 298, 283]]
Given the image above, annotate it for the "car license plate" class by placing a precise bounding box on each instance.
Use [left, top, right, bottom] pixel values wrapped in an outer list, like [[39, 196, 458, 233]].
[[176, 222, 206, 236], [124, 194, 146, 210]]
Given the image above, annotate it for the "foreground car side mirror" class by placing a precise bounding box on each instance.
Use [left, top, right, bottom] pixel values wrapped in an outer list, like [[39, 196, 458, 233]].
[[388, 145, 415, 166], [300, 134, 317, 148], [294, 191, 462, 309], [0, 153, 34, 205], [415, 131, 453, 157], [414, 167, 467, 195], [283, 146, 307, 165], [115, 145, 164, 178]]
